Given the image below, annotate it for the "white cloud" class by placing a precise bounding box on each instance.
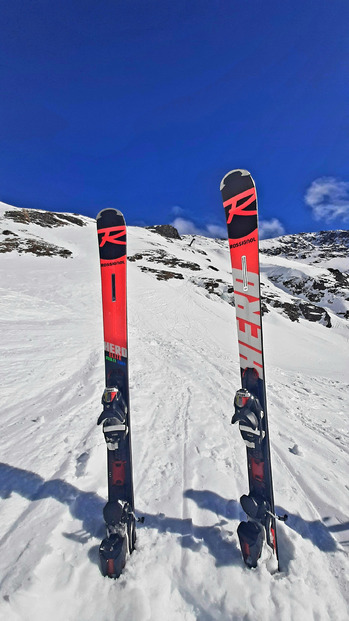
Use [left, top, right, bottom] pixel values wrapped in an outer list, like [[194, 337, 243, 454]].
[[171, 216, 284, 240], [206, 223, 227, 238], [305, 177, 349, 222], [259, 218, 285, 240], [170, 217, 226, 238], [171, 206, 185, 216], [171, 217, 203, 236]]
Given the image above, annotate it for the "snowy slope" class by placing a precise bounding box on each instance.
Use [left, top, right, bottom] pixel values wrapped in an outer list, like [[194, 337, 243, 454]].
[[0, 202, 348, 621]]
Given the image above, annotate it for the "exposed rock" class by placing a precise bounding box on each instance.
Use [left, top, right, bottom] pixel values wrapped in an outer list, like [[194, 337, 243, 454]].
[[270, 299, 331, 327], [146, 224, 181, 240], [140, 266, 184, 281], [4, 209, 86, 228], [261, 230, 349, 261], [282, 303, 302, 323], [201, 279, 222, 295], [129, 249, 200, 271], [299, 302, 331, 327], [328, 268, 349, 286], [0, 236, 72, 258]]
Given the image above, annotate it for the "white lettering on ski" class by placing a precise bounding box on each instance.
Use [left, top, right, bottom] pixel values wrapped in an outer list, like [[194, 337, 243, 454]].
[[231, 267, 263, 378], [104, 342, 128, 358]]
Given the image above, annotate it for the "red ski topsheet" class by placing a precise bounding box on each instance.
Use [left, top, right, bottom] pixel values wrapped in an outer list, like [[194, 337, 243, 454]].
[[100, 253, 127, 358], [221, 171, 263, 379], [97, 210, 128, 380]]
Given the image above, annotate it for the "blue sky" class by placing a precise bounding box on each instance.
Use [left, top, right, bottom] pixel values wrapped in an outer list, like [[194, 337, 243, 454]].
[[1, 1, 349, 238]]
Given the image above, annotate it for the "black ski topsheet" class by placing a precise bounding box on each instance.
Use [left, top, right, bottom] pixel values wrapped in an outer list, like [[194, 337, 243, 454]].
[[97, 209, 135, 577], [220, 169, 279, 567]]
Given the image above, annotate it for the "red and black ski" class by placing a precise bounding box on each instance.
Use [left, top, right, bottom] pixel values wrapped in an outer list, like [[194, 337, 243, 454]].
[[96, 208, 137, 578], [220, 170, 286, 570]]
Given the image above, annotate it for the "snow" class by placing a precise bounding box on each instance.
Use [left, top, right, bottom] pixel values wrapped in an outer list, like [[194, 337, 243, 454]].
[[0, 202, 348, 620], [220, 169, 251, 191]]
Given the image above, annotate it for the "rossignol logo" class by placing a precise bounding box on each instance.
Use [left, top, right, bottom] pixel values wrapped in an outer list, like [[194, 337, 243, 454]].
[[98, 226, 126, 248], [230, 237, 256, 249], [224, 188, 257, 224], [101, 259, 125, 267], [105, 342, 127, 359], [232, 265, 263, 378]]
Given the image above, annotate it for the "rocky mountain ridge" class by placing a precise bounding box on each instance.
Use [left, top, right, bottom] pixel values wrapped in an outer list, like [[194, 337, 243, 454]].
[[1, 203, 348, 330], [130, 225, 349, 330]]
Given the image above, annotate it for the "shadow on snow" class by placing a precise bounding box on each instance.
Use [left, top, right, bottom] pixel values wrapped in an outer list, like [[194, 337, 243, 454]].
[[184, 488, 340, 572], [0, 462, 240, 568], [0, 464, 341, 573], [137, 510, 241, 568]]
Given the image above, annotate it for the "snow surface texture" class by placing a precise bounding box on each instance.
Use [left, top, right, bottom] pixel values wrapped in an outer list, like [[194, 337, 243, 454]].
[[0, 202, 348, 621]]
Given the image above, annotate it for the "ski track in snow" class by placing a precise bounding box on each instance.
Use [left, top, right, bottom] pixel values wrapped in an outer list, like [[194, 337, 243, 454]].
[[0, 205, 348, 621]]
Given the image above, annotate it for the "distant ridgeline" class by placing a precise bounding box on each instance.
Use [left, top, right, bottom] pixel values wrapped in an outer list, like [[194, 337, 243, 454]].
[[131, 227, 349, 329], [1, 205, 348, 329], [259, 231, 349, 326]]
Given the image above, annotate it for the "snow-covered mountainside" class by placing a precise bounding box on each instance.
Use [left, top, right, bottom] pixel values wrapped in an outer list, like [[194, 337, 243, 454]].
[[0, 201, 348, 621]]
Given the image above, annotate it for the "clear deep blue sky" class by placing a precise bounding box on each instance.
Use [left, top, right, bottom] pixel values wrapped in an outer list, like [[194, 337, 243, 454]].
[[1, 1, 349, 237]]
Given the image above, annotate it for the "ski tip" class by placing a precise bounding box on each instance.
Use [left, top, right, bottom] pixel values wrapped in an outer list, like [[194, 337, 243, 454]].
[[96, 208, 124, 221], [220, 169, 252, 191]]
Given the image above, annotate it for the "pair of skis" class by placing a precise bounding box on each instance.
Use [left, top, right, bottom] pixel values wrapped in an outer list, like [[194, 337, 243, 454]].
[[96, 170, 285, 578]]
